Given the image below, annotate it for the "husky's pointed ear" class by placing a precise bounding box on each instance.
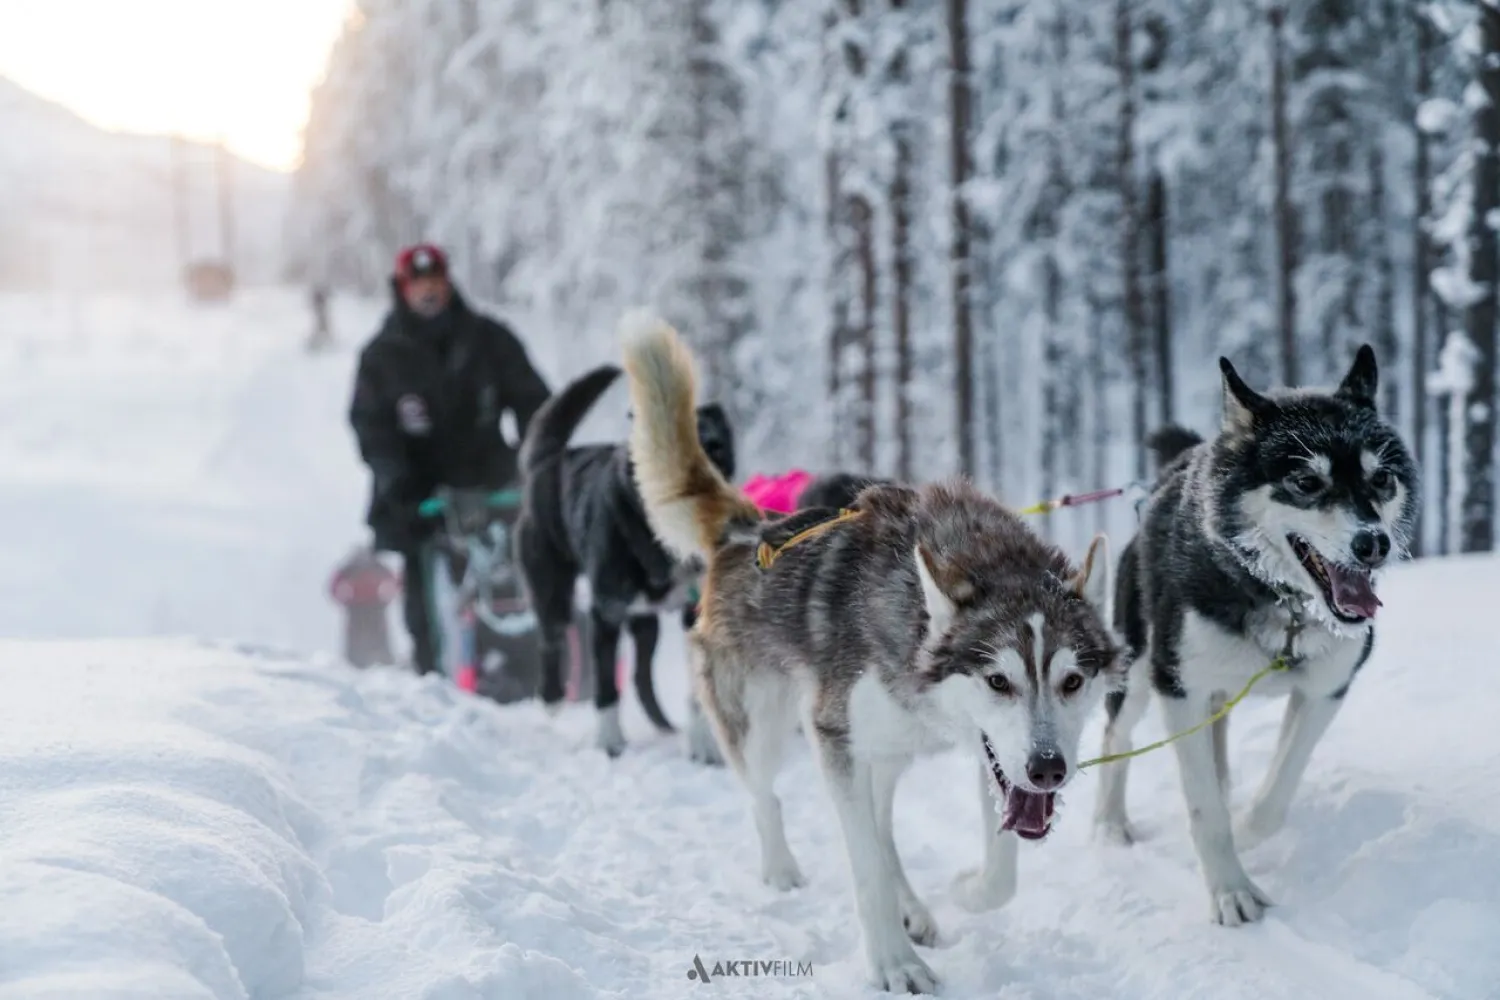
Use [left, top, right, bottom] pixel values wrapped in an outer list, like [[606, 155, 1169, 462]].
[[1068, 533, 1113, 615], [914, 544, 958, 636], [1336, 344, 1379, 410], [1220, 357, 1271, 433]]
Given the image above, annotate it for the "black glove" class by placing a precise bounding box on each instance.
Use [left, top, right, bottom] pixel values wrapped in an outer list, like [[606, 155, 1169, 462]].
[[371, 511, 424, 553], [370, 477, 432, 553]]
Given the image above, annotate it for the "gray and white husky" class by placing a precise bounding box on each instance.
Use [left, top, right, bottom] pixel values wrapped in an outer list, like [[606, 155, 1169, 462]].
[[620, 313, 1122, 994], [1093, 345, 1419, 926]]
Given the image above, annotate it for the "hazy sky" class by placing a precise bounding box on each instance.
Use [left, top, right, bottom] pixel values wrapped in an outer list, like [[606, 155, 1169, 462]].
[[0, 0, 353, 171]]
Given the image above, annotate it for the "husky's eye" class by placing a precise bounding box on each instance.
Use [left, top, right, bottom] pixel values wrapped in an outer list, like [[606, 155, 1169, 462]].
[[986, 674, 1014, 696], [1369, 468, 1393, 492], [1286, 471, 1326, 495], [1059, 673, 1085, 696]]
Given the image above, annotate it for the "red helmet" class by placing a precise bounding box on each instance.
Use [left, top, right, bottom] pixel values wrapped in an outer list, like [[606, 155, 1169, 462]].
[[394, 243, 448, 284]]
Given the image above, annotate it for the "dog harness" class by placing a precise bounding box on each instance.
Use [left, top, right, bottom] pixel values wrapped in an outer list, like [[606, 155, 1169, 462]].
[[1078, 611, 1306, 770], [754, 508, 865, 570]]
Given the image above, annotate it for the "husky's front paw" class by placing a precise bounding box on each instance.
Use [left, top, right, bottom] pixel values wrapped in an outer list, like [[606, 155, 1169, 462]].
[[687, 737, 723, 766], [868, 949, 940, 996], [595, 705, 626, 758], [951, 866, 1016, 913], [1093, 815, 1141, 847], [1207, 876, 1272, 926], [1233, 803, 1287, 851], [542, 699, 565, 719], [900, 897, 939, 946], [761, 856, 804, 891]]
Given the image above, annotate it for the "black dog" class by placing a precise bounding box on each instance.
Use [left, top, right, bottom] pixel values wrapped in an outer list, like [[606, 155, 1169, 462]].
[[797, 472, 892, 511], [514, 364, 735, 757]]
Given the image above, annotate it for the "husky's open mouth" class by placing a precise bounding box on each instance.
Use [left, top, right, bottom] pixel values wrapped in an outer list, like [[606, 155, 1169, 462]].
[[1287, 533, 1381, 623], [981, 735, 1055, 841]]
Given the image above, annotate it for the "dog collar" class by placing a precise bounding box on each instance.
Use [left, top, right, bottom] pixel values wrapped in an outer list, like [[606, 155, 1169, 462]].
[[1277, 610, 1306, 670]]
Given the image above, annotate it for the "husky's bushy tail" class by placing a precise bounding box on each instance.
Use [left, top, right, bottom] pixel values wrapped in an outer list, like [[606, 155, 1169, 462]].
[[619, 311, 760, 561]]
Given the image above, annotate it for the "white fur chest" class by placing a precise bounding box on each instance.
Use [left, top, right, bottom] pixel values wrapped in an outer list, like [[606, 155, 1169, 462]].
[[1175, 607, 1369, 700], [845, 671, 956, 761]]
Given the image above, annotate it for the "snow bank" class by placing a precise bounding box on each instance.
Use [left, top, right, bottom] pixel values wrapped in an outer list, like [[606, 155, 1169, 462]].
[[2, 552, 1498, 999]]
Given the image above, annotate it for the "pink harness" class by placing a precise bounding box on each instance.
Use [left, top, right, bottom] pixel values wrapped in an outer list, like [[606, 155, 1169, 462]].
[[741, 469, 814, 514]]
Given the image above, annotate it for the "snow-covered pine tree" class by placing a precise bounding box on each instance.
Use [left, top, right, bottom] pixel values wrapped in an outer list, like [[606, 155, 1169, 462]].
[[716, 0, 829, 468], [1458, 0, 1498, 553], [1426, 0, 1484, 555], [1142, 0, 1275, 405], [1115, 0, 1148, 479], [1138, 6, 1175, 426], [965, 1, 1063, 506], [946, 0, 978, 478], [1409, 2, 1442, 555], [960, 0, 1119, 532], [888, 0, 919, 482], [688, 0, 757, 410], [1027, 1, 1074, 513], [964, 0, 1029, 492], [1286, 0, 1406, 386], [823, 0, 881, 472], [1270, 2, 1299, 387]]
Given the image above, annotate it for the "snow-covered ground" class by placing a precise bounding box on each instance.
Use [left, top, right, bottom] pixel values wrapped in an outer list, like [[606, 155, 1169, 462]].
[[0, 290, 1497, 999], [0, 288, 379, 653]]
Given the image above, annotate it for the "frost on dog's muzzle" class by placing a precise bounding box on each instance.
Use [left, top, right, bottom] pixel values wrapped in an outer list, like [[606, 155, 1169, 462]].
[[981, 735, 1056, 841]]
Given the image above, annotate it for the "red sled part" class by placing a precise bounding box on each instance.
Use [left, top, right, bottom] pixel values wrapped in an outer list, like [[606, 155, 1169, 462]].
[[330, 563, 401, 607]]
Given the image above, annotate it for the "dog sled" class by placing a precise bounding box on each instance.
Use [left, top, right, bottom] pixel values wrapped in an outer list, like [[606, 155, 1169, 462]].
[[415, 487, 601, 704]]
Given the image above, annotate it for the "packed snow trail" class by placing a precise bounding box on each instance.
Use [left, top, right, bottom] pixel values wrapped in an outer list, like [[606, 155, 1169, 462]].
[[0, 289, 382, 653], [1, 554, 1498, 999]]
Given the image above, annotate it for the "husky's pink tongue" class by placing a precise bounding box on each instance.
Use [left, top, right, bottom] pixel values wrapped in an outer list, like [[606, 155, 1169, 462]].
[[1327, 564, 1381, 619], [1000, 787, 1055, 840]]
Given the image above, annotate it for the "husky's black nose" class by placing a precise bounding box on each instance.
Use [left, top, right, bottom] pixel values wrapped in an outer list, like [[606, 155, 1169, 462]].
[[1025, 749, 1067, 791], [1351, 529, 1391, 568]]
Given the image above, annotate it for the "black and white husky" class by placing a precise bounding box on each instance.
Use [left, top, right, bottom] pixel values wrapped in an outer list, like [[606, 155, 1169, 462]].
[[620, 313, 1122, 994], [1093, 345, 1419, 926]]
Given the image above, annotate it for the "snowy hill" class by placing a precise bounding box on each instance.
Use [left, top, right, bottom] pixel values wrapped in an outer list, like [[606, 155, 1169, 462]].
[[0, 555, 1497, 999], [0, 76, 288, 293]]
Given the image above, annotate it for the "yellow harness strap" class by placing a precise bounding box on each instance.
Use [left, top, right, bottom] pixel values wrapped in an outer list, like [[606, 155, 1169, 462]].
[[1077, 655, 1292, 769], [1078, 617, 1305, 769], [755, 508, 865, 570]]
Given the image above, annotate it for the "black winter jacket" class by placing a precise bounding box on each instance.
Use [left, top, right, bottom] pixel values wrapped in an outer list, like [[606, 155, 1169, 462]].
[[349, 282, 550, 551]]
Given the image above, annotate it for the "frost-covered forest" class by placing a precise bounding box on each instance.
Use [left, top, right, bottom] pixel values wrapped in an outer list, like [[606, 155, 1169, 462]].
[[289, 0, 1500, 557]]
